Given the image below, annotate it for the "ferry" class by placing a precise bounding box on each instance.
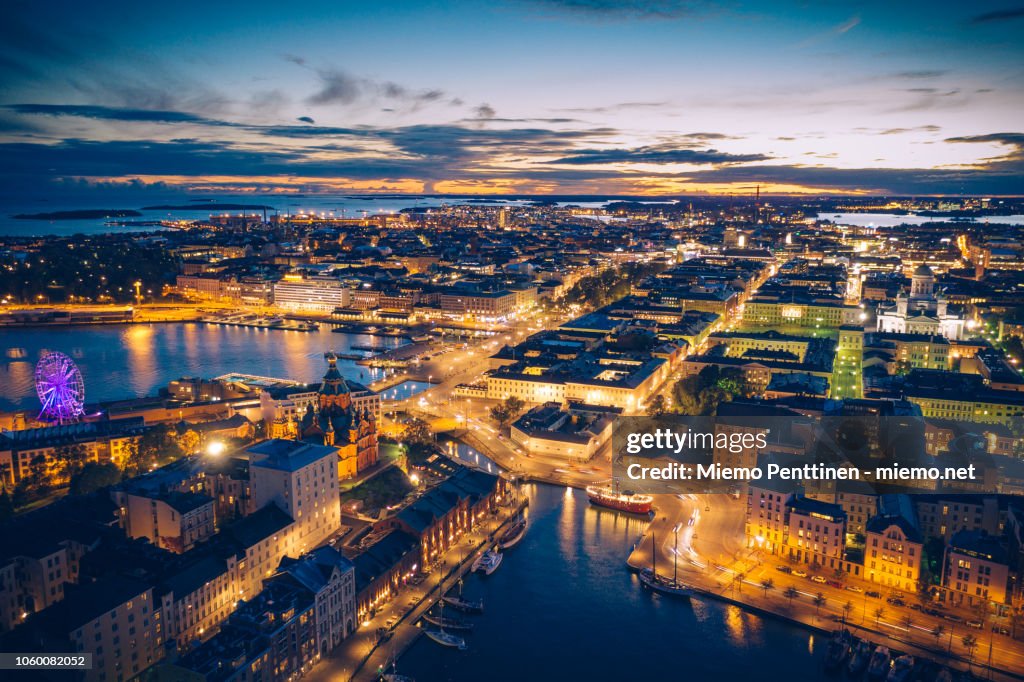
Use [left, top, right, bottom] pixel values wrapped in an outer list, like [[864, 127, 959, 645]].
[[867, 646, 890, 680], [586, 483, 653, 514]]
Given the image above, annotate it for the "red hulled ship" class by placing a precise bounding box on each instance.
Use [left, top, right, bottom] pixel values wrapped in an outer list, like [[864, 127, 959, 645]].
[[585, 483, 653, 514]]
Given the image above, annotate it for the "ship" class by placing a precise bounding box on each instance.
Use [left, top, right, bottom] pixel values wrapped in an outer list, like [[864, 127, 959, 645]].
[[586, 482, 653, 514]]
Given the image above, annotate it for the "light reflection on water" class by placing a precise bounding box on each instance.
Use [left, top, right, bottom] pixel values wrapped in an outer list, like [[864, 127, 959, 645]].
[[398, 484, 826, 681], [0, 323, 406, 410]]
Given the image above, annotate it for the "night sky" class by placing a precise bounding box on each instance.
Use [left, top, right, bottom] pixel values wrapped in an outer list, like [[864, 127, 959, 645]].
[[1, 0, 1023, 198]]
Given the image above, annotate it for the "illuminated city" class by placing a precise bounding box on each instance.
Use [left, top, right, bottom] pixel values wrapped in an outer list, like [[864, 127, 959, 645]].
[[1, 2, 1023, 681]]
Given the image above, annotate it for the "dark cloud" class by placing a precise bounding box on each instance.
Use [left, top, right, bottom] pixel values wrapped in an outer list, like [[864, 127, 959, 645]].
[[969, 7, 1024, 24], [891, 70, 948, 80], [519, 0, 710, 20], [3, 103, 219, 124], [474, 103, 497, 119], [282, 53, 307, 66], [297, 116, 315, 124], [305, 68, 449, 108], [548, 145, 770, 165], [555, 101, 668, 113], [307, 69, 363, 105]]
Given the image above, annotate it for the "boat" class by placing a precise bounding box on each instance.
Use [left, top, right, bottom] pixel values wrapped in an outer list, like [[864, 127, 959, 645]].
[[423, 629, 467, 650], [586, 481, 653, 514], [638, 567, 694, 597], [824, 630, 851, 671], [848, 640, 872, 676], [867, 646, 890, 680], [472, 550, 503, 575], [886, 655, 913, 682], [422, 612, 474, 632], [498, 518, 527, 549], [442, 595, 484, 613], [382, 674, 415, 682]]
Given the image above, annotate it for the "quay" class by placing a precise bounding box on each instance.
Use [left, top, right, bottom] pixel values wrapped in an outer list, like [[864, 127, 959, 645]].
[[306, 497, 529, 682]]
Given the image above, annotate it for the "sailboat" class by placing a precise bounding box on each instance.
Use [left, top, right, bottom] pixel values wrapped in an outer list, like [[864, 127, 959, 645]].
[[442, 575, 484, 613], [424, 628, 468, 650], [638, 526, 693, 597], [424, 572, 469, 650]]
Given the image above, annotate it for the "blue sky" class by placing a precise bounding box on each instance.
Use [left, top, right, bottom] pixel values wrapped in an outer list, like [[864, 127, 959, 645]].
[[1, 0, 1023, 197]]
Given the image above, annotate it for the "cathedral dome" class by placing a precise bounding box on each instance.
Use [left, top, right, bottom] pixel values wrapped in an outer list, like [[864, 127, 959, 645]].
[[913, 264, 934, 277]]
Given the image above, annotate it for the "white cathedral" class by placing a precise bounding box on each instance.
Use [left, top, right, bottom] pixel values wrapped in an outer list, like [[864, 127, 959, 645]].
[[875, 264, 966, 340]]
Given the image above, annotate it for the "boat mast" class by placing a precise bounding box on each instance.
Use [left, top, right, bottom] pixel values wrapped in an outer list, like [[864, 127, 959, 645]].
[[651, 529, 657, 579], [673, 522, 680, 586]]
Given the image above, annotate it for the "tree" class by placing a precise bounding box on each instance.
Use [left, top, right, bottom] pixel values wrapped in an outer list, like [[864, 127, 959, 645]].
[[54, 443, 89, 483], [69, 463, 122, 495], [0, 489, 13, 522], [402, 418, 434, 446], [813, 593, 826, 619], [131, 424, 184, 474], [961, 633, 978, 668], [646, 394, 667, 417], [177, 429, 201, 455], [843, 601, 853, 623], [784, 586, 798, 608], [490, 396, 525, 426], [932, 623, 945, 645], [874, 607, 885, 626], [760, 578, 774, 598]]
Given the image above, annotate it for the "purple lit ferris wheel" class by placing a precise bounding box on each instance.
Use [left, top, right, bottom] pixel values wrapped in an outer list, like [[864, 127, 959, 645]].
[[35, 351, 86, 424]]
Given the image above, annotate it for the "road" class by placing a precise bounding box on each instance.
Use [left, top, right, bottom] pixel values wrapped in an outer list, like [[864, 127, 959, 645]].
[[628, 493, 1024, 680]]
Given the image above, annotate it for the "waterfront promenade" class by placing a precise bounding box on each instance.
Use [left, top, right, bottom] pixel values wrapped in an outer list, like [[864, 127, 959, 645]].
[[306, 499, 528, 682], [626, 494, 1024, 681]]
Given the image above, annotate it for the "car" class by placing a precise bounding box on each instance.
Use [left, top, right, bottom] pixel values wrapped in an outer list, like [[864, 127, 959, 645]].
[[886, 597, 906, 607], [776, 565, 792, 574], [845, 585, 864, 593], [945, 614, 964, 623], [826, 580, 843, 589], [793, 570, 808, 578], [992, 625, 1011, 636], [865, 590, 882, 599], [967, 620, 983, 630], [811, 575, 827, 584]]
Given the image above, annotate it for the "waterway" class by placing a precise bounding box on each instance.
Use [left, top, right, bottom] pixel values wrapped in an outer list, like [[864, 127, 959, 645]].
[[397, 484, 828, 681], [0, 323, 407, 411], [818, 212, 1024, 227]]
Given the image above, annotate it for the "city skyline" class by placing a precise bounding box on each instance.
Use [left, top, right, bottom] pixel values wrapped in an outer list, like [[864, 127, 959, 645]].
[[1, 0, 1024, 199]]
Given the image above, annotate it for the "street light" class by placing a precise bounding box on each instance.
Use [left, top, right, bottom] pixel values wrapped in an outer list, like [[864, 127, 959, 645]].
[[207, 441, 225, 456]]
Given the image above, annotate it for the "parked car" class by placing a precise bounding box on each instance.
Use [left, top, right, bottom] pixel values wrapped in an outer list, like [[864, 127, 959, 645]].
[[865, 590, 882, 599], [811, 575, 828, 584], [826, 579, 843, 589], [993, 625, 1011, 636], [776, 565, 792, 574], [886, 597, 906, 607], [793, 569, 808, 578], [967, 620, 983, 630], [945, 614, 964, 623], [845, 585, 864, 593]]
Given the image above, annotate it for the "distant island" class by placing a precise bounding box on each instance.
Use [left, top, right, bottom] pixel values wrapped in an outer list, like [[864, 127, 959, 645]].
[[141, 203, 275, 211], [13, 209, 143, 220]]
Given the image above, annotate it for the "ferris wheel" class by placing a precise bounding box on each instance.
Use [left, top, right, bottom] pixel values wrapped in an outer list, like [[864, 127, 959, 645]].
[[35, 351, 86, 424]]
